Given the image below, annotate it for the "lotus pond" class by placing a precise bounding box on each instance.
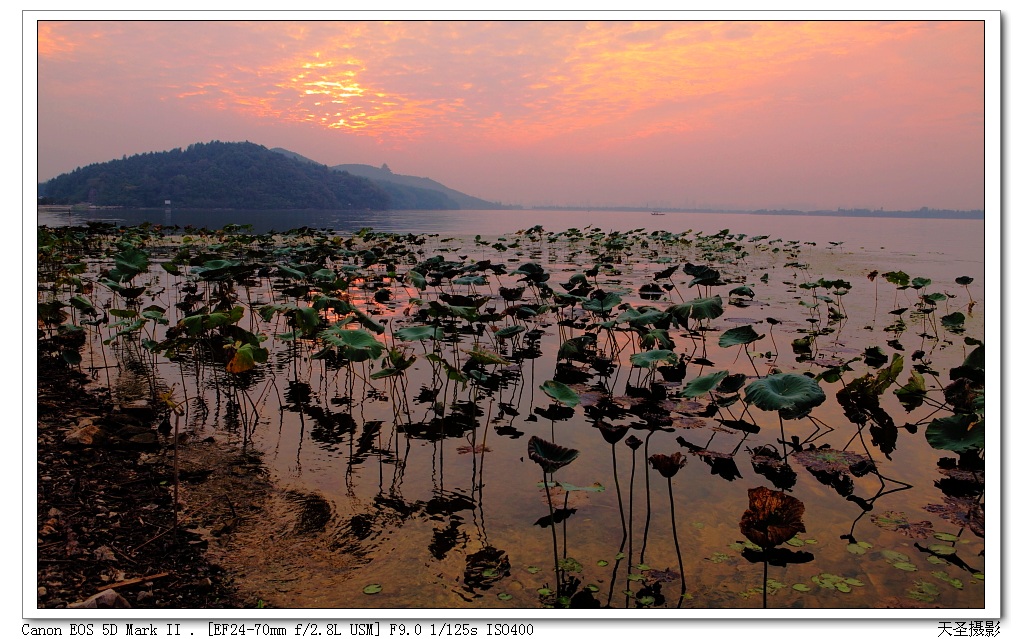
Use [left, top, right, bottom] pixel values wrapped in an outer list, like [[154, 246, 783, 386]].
[[36, 221, 987, 610]]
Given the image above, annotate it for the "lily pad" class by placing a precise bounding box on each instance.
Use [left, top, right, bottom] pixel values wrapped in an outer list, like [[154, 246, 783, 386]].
[[870, 511, 934, 539]]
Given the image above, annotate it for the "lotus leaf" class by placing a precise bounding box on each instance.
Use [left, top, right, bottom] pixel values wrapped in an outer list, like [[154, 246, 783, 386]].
[[527, 436, 579, 473], [739, 486, 806, 549], [226, 342, 270, 374], [719, 325, 764, 348], [494, 325, 526, 339], [870, 511, 934, 539], [667, 295, 724, 326], [792, 447, 874, 474], [629, 349, 678, 369], [320, 326, 385, 361], [925, 414, 984, 452], [682, 370, 729, 398], [395, 325, 442, 342], [540, 380, 581, 407], [745, 373, 826, 416]]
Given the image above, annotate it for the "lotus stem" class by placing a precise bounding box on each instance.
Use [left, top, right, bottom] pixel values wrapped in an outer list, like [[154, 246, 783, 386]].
[[666, 478, 687, 599]]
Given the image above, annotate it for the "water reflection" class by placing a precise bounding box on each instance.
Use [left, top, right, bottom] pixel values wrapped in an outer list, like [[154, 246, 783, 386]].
[[37, 220, 986, 609]]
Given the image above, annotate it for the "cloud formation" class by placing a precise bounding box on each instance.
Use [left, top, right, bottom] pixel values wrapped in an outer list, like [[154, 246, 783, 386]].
[[36, 19, 986, 210]]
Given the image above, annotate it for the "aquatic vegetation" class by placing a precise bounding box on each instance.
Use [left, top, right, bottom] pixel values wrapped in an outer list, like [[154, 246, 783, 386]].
[[35, 221, 985, 609]]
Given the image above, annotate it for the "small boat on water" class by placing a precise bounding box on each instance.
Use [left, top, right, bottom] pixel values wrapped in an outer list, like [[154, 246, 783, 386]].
[[651, 211, 665, 216]]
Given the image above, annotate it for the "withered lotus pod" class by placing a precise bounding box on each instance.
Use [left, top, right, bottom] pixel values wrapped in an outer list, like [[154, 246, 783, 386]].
[[648, 452, 687, 478], [625, 435, 643, 451], [527, 436, 579, 474], [739, 486, 806, 548]]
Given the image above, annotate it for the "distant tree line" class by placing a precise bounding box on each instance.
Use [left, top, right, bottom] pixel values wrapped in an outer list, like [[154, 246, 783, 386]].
[[38, 141, 394, 210]]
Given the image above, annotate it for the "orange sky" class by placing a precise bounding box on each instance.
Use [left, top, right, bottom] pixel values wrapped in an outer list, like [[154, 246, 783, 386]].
[[35, 18, 987, 210]]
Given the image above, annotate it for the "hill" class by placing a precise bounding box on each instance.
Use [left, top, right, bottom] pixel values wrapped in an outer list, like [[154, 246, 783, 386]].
[[330, 163, 506, 210], [39, 141, 392, 210], [39, 141, 508, 211]]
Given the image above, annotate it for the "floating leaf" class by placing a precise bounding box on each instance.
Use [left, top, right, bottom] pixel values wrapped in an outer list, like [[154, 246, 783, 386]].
[[793, 447, 874, 475], [870, 511, 933, 539], [362, 584, 383, 595]]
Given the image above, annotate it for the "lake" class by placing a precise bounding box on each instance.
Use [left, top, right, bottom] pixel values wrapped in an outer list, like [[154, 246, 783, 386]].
[[35, 209, 990, 613]]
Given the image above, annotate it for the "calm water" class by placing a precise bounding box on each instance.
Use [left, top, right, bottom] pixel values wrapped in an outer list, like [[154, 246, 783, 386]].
[[38, 210, 990, 612]]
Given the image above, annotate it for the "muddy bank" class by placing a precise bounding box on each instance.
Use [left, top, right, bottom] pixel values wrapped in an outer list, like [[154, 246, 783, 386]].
[[36, 342, 365, 609]]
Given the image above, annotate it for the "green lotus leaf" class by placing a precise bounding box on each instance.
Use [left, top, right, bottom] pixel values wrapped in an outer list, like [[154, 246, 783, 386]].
[[395, 325, 443, 342], [495, 325, 526, 339], [941, 312, 966, 331], [227, 343, 269, 374], [745, 373, 826, 416], [109, 246, 150, 282], [719, 325, 764, 348], [582, 292, 622, 314], [540, 380, 581, 407], [894, 370, 928, 411], [629, 349, 678, 369], [668, 295, 724, 325], [407, 270, 428, 290], [681, 370, 729, 398], [349, 307, 385, 334], [464, 346, 510, 366], [717, 373, 747, 394], [728, 285, 755, 298], [320, 326, 385, 361], [68, 295, 96, 313], [925, 414, 984, 452], [882, 271, 910, 287], [955, 276, 974, 286]]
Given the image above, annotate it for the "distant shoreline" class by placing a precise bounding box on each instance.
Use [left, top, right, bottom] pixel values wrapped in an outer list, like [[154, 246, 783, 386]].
[[529, 206, 984, 220], [37, 204, 984, 222]]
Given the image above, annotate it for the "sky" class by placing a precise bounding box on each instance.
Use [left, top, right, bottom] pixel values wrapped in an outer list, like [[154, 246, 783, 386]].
[[33, 16, 988, 211]]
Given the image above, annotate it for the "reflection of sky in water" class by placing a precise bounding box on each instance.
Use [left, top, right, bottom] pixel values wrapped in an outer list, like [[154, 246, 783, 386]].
[[50, 213, 986, 609]]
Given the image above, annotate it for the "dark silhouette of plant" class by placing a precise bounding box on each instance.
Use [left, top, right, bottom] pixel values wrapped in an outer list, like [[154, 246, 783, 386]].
[[648, 452, 688, 602], [739, 486, 807, 608], [527, 436, 579, 601]]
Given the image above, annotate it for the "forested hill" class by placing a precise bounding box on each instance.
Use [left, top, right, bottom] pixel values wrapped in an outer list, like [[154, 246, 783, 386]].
[[39, 141, 479, 210], [330, 163, 506, 210]]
